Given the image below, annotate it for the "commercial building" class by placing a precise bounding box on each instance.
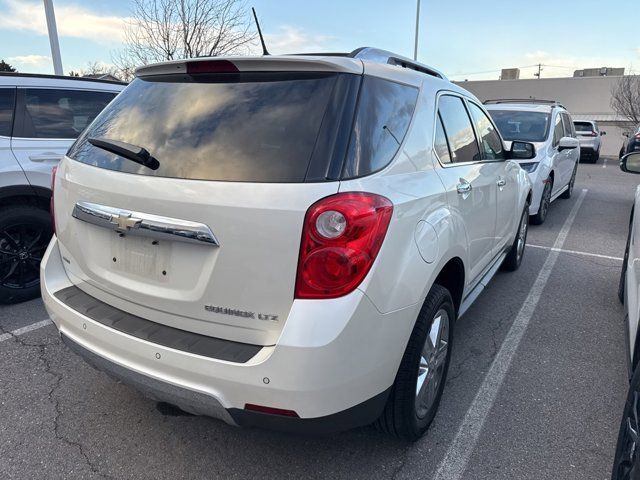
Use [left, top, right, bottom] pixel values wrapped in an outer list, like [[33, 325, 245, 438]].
[[456, 75, 636, 156]]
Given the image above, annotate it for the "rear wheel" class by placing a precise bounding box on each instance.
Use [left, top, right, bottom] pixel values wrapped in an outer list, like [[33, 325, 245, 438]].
[[502, 205, 529, 271], [375, 284, 454, 441], [0, 206, 52, 304], [594, 148, 600, 162], [531, 178, 552, 225]]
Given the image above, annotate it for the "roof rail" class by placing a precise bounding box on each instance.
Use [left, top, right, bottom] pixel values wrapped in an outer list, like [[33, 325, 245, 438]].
[[0, 72, 126, 85], [349, 47, 447, 80], [483, 98, 566, 109]]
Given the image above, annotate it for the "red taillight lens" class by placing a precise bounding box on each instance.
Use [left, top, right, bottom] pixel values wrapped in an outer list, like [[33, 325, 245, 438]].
[[635, 134, 640, 140], [295, 192, 393, 299], [590, 131, 598, 137], [50, 165, 58, 234], [186, 60, 239, 74]]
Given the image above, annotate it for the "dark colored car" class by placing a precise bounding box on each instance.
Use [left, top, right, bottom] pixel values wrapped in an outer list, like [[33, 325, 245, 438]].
[[619, 125, 640, 159]]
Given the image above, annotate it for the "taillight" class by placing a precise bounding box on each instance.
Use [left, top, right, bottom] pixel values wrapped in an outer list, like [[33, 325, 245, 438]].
[[590, 132, 598, 137], [635, 134, 640, 140], [295, 192, 393, 299], [50, 166, 57, 234]]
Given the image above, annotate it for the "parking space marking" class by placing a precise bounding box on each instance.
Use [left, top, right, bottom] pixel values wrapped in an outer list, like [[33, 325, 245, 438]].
[[434, 189, 588, 480], [527, 244, 623, 262], [603, 158, 608, 168], [0, 319, 52, 343]]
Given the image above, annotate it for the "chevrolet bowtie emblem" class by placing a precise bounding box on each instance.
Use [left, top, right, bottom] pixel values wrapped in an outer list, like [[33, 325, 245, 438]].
[[109, 212, 142, 231]]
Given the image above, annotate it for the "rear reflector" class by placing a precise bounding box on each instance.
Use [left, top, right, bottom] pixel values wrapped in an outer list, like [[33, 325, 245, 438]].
[[244, 404, 300, 417], [186, 60, 239, 74]]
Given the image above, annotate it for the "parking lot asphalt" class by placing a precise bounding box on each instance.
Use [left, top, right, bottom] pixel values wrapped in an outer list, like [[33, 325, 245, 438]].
[[0, 158, 633, 479]]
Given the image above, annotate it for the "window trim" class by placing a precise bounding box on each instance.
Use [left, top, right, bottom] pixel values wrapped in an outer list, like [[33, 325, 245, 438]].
[[12, 87, 117, 141], [0, 87, 17, 138], [433, 90, 495, 169], [552, 113, 564, 147]]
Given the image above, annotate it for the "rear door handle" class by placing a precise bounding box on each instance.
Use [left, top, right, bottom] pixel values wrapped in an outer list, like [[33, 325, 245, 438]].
[[29, 154, 63, 162], [497, 177, 507, 188], [456, 179, 472, 195]]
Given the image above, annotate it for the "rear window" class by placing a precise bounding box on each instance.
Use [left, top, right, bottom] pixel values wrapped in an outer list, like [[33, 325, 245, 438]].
[[0, 88, 15, 137], [574, 122, 594, 133], [69, 72, 418, 183], [69, 73, 340, 183], [488, 110, 551, 142]]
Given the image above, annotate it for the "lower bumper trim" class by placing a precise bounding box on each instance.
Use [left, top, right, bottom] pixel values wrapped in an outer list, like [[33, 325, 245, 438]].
[[61, 333, 237, 425]]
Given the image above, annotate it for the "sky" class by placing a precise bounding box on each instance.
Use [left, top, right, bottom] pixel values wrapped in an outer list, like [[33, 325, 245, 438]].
[[1, 0, 638, 81]]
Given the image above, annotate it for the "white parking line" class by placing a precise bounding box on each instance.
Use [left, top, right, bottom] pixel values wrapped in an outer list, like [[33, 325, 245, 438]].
[[0, 319, 52, 343], [528, 244, 623, 262], [603, 158, 608, 168], [434, 189, 588, 480]]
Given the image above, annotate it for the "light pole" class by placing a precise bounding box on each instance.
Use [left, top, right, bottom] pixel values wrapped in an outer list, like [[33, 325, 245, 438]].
[[43, 0, 63, 75], [413, 0, 421, 61]]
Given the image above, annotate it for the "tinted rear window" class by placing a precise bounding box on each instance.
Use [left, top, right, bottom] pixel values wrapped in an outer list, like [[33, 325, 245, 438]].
[[342, 76, 418, 178], [574, 122, 594, 133], [488, 110, 551, 142], [68, 73, 339, 183], [0, 88, 15, 137]]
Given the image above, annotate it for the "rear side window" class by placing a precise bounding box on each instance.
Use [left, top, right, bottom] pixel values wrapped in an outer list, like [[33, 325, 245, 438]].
[[0, 88, 15, 137], [14, 89, 116, 139], [468, 102, 504, 160], [342, 76, 418, 178], [69, 73, 341, 183], [438, 95, 480, 164]]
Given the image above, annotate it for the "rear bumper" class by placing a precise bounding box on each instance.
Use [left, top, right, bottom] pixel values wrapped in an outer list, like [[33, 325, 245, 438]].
[[41, 236, 416, 432]]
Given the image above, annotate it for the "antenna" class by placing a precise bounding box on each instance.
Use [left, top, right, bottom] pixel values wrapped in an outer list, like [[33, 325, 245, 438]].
[[252, 7, 269, 56]]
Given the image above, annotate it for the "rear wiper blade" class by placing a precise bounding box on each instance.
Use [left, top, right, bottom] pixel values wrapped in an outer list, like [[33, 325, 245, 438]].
[[88, 137, 160, 170]]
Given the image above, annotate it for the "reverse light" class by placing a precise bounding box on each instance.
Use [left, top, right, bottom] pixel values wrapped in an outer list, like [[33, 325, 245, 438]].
[[50, 165, 58, 234], [295, 192, 393, 299]]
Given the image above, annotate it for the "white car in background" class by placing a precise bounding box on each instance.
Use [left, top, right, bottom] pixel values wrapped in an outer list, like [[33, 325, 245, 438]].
[[574, 120, 605, 163], [0, 73, 123, 304], [485, 100, 580, 225], [41, 48, 533, 441]]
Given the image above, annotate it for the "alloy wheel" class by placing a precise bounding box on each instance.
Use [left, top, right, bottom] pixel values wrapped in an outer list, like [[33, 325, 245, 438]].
[[0, 224, 49, 290], [415, 309, 450, 419]]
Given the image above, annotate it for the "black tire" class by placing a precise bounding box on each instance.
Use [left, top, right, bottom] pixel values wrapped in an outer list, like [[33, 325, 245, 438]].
[[502, 205, 529, 271], [620, 217, 633, 305], [611, 365, 640, 479], [375, 284, 454, 441], [560, 163, 577, 199], [531, 177, 552, 225], [0, 206, 52, 304], [594, 149, 600, 162]]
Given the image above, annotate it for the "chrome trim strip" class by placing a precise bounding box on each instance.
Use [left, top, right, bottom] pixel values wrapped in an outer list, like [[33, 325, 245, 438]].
[[72, 201, 219, 246]]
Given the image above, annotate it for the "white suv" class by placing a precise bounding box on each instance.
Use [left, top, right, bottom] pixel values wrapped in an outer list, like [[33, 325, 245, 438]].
[[0, 73, 123, 304], [41, 49, 533, 440], [485, 100, 580, 225]]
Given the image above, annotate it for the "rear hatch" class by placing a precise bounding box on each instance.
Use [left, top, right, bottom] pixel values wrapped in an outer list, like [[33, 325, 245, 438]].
[[54, 59, 363, 346]]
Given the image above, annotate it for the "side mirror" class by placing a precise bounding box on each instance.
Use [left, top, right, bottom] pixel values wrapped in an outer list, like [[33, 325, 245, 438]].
[[509, 141, 536, 160], [558, 136, 579, 151], [621, 152, 640, 174], [601, 131, 607, 136]]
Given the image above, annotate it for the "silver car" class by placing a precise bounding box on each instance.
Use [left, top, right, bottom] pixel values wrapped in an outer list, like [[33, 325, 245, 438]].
[[574, 120, 605, 163]]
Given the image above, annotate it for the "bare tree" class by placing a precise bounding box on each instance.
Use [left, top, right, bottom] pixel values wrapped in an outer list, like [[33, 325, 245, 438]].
[[611, 76, 640, 126], [113, 0, 256, 80]]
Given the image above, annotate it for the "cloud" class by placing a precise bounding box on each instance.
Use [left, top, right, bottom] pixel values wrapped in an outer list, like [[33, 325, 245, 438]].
[[261, 26, 336, 54], [7, 54, 51, 69], [0, 0, 129, 44]]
